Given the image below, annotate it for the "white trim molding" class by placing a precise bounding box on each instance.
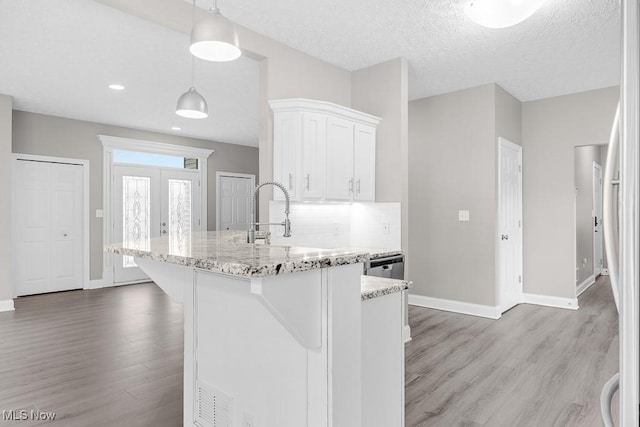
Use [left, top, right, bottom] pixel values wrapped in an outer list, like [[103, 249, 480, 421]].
[[269, 98, 381, 127], [408, 294, 501, 320], [522, 293, 579, 310], [601, 268, 610, 276], [98, 135, 214, 159], [576, 274, 596, 297], [0, 299, 15, 312]]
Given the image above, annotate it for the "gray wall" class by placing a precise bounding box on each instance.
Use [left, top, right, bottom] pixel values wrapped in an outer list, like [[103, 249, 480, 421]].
[[408, 84, 499, 306], [522, 86, 618, 299], [0, 95, 12, 302], [12, 111, 259, 281], [574, 145, 602, 285], [351, 58, 408, 203]]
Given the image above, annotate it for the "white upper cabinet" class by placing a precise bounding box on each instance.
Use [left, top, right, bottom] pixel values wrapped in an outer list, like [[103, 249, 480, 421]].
[[353, 124, 376, 202], [269, 98, 381, 202], [301, 113, 326, 200], [272, 111, 300, 201]]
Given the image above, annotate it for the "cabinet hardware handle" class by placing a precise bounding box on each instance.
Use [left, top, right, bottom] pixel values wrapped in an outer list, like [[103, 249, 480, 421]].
[[288, 173, 293, 190], [356, 179, 361, 194], [349, 179, 353, 193], [306, 174, 310, 190]]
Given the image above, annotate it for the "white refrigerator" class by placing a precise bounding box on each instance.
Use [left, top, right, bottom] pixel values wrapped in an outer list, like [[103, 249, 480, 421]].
[[601, 1, 639, 425]]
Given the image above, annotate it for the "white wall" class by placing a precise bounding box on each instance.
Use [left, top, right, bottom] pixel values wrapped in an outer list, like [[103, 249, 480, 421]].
[[522, 86, 618, 299], [0, 94, 12, 304], [269, 201, 401, 251]]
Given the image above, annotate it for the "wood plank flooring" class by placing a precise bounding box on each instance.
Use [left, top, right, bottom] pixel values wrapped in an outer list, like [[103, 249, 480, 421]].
[[0, 276, 618, 426], [405, 275, 619, 426]]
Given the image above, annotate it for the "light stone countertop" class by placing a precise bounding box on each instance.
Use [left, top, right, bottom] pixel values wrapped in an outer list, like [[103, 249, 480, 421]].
[[106, 230, 369, 278], [361, 275, 412, 301]]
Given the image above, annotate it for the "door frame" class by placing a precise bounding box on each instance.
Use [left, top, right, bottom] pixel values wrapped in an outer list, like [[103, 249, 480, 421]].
[[592, 161, 603, 277], [11, 153, 90, 294], [100, 135, 213, 287], [215, 171, 256, 230], [496, 137, 523, 312]]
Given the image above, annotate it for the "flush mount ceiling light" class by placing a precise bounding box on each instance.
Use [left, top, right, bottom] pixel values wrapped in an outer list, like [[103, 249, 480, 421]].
[[190, 0, 241, 62], [464, 0, 547, 29]]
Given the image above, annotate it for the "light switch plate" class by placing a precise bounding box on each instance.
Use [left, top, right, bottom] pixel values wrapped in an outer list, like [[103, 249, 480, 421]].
[[96, 209, 104, 218], [458, 210, 470, 222]]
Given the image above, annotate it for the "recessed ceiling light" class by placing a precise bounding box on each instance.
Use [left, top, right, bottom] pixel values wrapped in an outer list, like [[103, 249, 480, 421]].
[[171, 126, 182, 131], [108, 84, 125, 91]]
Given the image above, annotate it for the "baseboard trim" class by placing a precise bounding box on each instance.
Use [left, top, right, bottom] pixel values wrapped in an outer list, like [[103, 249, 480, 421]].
[[408, 294, 501, 319], [522, 293, 579, 310], [601, 268, 610, 276], [576, 274, 596, 297], [0, 299, 15, 312], [87, 279, 106, 290], [402, 325, 412, 343]]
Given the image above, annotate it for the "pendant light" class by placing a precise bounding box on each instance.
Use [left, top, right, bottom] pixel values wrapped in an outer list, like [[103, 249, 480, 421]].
[[190, 0, 241, 62], [465, 0, 546, 29], [176, 57, 208, 119]]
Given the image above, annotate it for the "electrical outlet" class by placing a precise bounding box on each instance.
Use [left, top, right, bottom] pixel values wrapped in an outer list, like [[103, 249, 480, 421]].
[[382, 222, 391, 235], [243, 413, 255, 427]]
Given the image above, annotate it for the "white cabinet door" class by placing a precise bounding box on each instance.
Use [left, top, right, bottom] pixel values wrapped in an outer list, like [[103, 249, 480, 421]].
[[14, 160, 84, 296], [353, 124, 376, 202], [326, 117, 355, 201], [273, 111, 300, 200], [300, 113, 326, 200]]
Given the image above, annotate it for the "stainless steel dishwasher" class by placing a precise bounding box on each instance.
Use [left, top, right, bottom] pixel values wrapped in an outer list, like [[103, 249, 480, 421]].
[[365, 253, 404, 280]]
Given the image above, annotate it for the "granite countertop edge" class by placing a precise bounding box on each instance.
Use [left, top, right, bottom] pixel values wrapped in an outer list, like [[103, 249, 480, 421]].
[[360, 276, 412, 301]]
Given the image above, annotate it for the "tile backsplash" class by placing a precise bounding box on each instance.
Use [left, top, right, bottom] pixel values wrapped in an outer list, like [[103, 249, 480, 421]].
[[269, 201, 401, 250]]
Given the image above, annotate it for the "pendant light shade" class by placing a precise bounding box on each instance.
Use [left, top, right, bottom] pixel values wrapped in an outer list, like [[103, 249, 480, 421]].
[[176, 87, 208, 119], [190, 7, 241, 62], [465, 0, 546, 29]]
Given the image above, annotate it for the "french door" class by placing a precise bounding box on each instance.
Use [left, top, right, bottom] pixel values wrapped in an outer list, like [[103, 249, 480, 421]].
[[113, 164, 201, 284]]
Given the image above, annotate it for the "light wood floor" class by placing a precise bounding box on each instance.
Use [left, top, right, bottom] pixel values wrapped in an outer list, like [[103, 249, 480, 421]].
[[406, 275, 619, 426], [0, 276, 617, 426]]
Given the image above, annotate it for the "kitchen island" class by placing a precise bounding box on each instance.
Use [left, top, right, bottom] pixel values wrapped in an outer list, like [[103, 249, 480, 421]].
[[107, 231, 408, 427]]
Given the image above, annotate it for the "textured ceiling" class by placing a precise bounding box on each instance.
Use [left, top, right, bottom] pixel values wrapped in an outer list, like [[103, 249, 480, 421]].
[[199, 0, 620, 101], [0, 0, 621, 147], [0, 0, 260, 146]]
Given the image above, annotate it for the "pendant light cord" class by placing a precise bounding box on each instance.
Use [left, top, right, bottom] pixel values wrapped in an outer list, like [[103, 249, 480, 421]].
[[191, 0, 196, 87]]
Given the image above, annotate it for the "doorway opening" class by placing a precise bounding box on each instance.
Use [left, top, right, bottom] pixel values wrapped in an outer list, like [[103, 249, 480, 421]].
[[101, 136, 213, 286], [574, 144, 608, 297]]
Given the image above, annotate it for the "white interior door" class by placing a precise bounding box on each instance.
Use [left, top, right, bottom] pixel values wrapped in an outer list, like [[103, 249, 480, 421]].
[[498, 138, 523, 313], [13, 160, 84, 296], [218, 175, 253, 231], [593, 162, 604, 276], [114, 165, 201, 284]]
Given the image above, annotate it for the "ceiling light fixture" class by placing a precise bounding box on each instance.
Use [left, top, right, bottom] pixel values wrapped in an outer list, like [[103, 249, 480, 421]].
[[190, 0, 241, 62], [176, 57, 208, 119], [108, 84, 125, 90], [464, 0, 546, 29]]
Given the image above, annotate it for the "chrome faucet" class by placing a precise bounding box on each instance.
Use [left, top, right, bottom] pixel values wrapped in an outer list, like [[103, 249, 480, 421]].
[[247, 181, 292, 244]]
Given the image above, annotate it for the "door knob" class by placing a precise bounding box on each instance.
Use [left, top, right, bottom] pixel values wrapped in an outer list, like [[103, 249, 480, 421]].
[[63, 233, 68, 237], [162, 230, 167, 234], [501, 234, 509, 240], [161, 222, 166, 226]]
